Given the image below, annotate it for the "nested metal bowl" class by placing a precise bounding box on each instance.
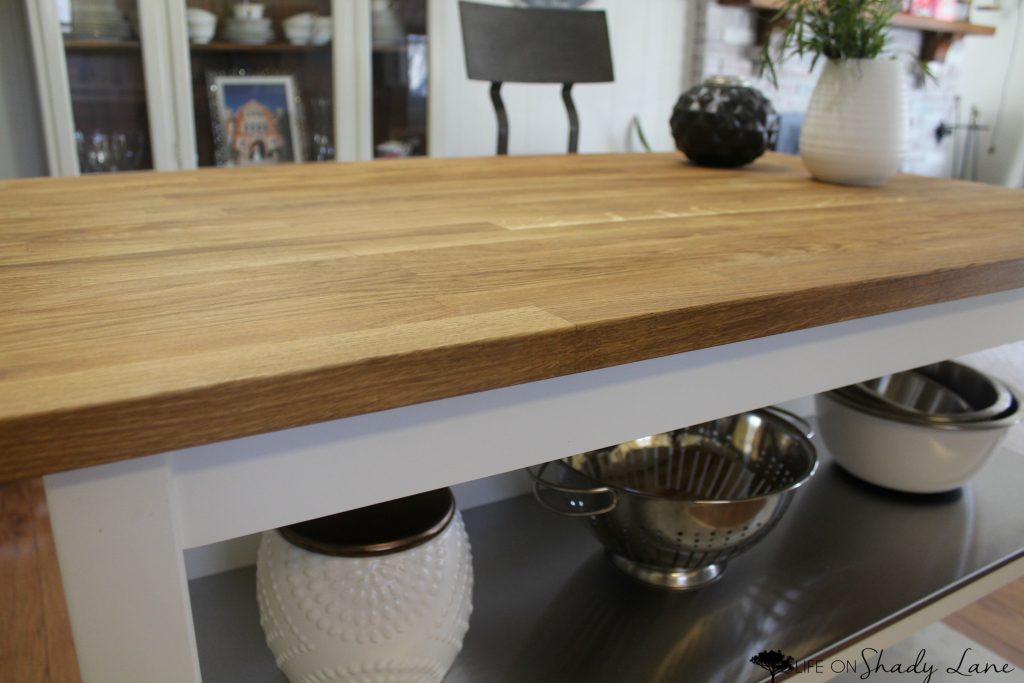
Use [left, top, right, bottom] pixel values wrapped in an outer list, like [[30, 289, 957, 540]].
[[817, 383, 1020, 494], [530, 408, 817, 589], [848, 361, 1013, 424]]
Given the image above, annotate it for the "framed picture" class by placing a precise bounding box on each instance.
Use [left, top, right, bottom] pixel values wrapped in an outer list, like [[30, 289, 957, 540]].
[[209, 73, 304, 166]]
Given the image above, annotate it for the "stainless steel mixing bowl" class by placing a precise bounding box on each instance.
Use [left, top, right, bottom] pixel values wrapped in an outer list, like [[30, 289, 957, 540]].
[[848, 361, 1013, 423], [529, 408, 817, 590]]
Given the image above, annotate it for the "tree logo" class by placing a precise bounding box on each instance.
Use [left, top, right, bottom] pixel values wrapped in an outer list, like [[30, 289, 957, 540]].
[[750, 649, 796, 682]]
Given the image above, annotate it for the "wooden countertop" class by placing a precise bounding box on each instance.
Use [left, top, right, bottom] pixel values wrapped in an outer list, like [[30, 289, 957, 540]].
[[2, 153, 1023, 481]]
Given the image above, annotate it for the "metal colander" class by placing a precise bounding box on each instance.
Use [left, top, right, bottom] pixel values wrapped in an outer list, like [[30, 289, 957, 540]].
[[530, 408, 817, 589]]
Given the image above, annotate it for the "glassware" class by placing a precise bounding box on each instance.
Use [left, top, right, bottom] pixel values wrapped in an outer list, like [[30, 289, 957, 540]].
[[76, 130, 147, 172], [308, 97, 335, 161], [61, 0, 153, 172], [372, 0, 428, 157], [86, 131, 111, 172], [111, 131, 146, 170]]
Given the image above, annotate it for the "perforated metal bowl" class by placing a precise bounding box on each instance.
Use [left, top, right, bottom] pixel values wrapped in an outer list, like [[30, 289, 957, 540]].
[[530, 408, 817, 589]]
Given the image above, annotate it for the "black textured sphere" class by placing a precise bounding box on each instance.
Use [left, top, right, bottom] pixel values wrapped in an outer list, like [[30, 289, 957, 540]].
[[670, 79, 779, 168]]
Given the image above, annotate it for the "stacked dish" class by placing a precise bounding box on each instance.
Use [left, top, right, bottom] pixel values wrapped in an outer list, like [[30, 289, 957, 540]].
[[530, 407, 818, 590], [224, 17, 273, 44], [282, 12, 314, 43], [312, 16, 333, 45], [816, 361, 1020, 493], [66, 0, 133, 40]]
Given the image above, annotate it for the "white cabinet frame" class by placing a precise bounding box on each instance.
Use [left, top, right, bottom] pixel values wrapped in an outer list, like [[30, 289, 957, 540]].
[[44, 287, 1024, 683], [25, 0, 78, 175]]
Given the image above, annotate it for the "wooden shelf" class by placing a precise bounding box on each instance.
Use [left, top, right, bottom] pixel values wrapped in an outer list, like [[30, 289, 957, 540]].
[[728, 0, 995, 61], [189, 437, 1024, 682], [743, 0, 994, 34], [190, 41, 330, 52], [64, 38, 140, 50], [890, 12, 995, 35]]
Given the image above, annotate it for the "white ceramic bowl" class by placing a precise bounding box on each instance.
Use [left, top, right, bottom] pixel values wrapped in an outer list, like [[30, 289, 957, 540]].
[[284, 27, 312, 44], [311, 16, 332, 44], [283, 11, 316, 29], [186, 7, 217, 23], [815, 390, 1019, 493], [189, 27, 216, 44]]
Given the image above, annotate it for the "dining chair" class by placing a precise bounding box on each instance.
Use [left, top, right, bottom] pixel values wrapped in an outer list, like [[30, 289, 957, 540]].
[[458, 1, 614, 155]]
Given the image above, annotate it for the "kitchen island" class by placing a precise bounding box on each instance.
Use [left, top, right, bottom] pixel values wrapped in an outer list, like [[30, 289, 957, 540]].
[[1, 153, 1023, 682]]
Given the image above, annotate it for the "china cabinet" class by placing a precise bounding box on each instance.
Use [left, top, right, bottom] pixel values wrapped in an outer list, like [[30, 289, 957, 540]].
[[25, 0, 438, 174]]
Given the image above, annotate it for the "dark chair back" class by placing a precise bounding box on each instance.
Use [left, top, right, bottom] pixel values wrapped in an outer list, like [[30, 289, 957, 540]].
[[459, 1, 614, 154]]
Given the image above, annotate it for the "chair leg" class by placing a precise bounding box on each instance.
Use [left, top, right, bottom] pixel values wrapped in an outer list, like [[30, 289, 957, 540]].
[[490, 82, 509, 156], [562, 83, 579, 154]]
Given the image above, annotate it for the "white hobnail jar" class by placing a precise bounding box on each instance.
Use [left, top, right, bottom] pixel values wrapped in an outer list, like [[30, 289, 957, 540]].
[[799, 58, 908, 187], [256, 490, 473, 683]]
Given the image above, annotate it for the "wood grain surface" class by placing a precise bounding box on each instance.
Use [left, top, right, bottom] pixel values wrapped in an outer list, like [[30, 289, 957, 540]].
[[2, 153, 1023, 480], [0, 478, 82, 683], [945, 577, 1024, 668]]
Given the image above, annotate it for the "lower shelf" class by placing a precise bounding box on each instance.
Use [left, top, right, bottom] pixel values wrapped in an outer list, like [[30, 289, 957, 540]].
[[189, 431, 1024, 682]]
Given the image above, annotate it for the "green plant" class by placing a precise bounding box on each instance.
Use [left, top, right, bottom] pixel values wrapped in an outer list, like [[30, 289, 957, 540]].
[[759, 0, 897, 86]]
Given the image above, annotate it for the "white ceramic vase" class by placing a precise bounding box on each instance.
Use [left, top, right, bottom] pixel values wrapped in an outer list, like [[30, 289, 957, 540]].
[[257, 502, 473, 683], [799, 58, 908, 187]]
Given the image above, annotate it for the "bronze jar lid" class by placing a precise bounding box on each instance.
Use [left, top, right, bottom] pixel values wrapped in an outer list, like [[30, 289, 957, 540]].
[[278, 488, 455, 557]]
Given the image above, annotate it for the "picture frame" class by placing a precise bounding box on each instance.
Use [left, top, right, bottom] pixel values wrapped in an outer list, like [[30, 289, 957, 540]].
[[208, 72, 305, 167]]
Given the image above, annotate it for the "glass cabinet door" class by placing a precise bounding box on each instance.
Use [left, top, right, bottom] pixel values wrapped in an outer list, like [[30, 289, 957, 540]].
[[58, 0, 153, 172], [185, 0, 335, 167], [371, 0, 427, 158]]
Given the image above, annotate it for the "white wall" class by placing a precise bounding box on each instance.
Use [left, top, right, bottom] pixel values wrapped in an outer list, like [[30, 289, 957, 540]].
[[431, 0, 691, 157], [0, 0, 48, 178], [959, 0, 1024, 187]]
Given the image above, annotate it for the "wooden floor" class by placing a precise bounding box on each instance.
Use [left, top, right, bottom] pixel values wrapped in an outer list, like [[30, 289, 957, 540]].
[[943, 344, 1024, 667], [945, 576, 1024, 668], [0, 478, 81, 683]]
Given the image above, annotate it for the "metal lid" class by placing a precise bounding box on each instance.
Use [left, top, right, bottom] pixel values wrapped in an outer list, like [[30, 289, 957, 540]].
[[278, 488, 455, 557]]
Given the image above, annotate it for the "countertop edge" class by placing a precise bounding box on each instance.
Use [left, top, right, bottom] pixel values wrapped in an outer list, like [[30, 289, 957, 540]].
[[4, 257, 1024, 483]]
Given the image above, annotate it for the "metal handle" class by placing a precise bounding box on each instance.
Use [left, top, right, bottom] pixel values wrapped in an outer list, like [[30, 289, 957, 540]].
[[527, 461, 618, 517], [763, 406, 814, 439]]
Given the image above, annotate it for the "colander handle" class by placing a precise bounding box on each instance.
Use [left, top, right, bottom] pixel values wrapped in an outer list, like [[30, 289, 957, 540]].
[[527, 461, 618, 517], [763, 406, 814, 439]]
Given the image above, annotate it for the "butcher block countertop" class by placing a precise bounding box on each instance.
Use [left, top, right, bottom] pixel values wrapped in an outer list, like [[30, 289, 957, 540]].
[[2, 153, 1023, 481]]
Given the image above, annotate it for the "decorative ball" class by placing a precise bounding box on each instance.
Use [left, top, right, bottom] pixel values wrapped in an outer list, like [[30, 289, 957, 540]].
[[670, 76, 779, 168]]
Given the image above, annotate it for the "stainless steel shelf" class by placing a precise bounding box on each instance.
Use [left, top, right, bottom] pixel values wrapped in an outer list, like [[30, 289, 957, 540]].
[[189, 430, 1024, 683]]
